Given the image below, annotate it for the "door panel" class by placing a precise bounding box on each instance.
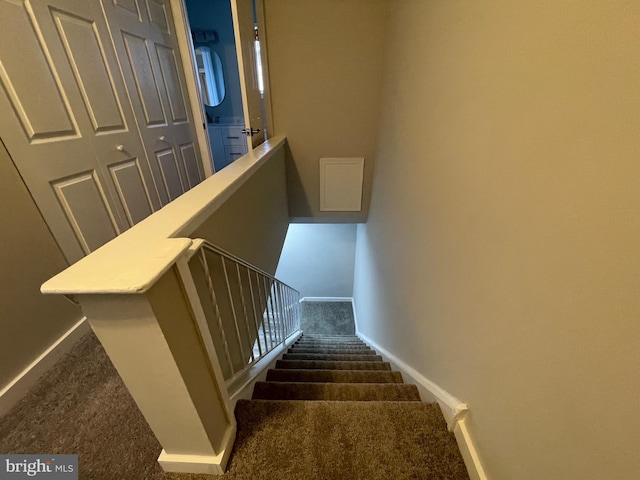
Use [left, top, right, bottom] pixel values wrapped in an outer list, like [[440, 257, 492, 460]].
[[155, 44, 188, 123], [179, 142, 202, 189], [145, 0, 169, 33], [108, 159, 154, 224], [122, 32, 167, 127], [51, 171, 119, 253], [52, 11, 126, 133], [0, 1, 77, 141], [0, 0, 169, 263], [114, 0, 140, 18], [102, 0, 203, 206], [156, 148, 184, 201]]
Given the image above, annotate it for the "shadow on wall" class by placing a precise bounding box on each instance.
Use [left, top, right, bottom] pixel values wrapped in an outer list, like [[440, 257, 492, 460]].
[[275, 223, 358, 299]]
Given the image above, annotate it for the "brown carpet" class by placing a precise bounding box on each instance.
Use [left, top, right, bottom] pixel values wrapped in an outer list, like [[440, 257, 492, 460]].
[[231, 334, 470, 479], [0, 332, 469, 479]]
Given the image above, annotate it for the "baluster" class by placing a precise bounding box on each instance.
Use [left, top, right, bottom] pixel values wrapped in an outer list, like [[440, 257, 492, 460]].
[[236, 264, 254, 364], [247, 267, 263, 359], [221, 256, 247, 366], [199, 250, 234, 377]]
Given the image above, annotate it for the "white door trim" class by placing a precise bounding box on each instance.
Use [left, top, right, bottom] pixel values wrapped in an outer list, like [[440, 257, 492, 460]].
[[169, 0, 214, 177]]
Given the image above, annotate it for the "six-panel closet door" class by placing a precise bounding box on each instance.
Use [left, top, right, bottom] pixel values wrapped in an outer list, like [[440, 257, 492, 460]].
[[0, 0, 203, 264]]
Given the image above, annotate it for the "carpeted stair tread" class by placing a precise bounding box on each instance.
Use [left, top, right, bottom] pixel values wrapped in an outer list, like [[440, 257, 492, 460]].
[[288, 347, 377, 355], [266, 368, 403, 384], [252, 381, 420, 401], [276, 359, 392, 371], [298, 338, 364, 342], [295, 342, 368, 348], [282, 353, 383, 362], [292, 343, 373, 349], [298, 336, 364, 340], [300, 333, 360, 340], [290, 343, 374, 352], [293, 342, 371, 348], [227, 400, 469, 479]]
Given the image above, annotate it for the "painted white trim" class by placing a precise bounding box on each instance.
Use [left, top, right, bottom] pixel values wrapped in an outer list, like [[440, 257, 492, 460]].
[[169, 0, 214, 178], [299, 296, 353, 303], [350, 298, 360, 333], [356, 331, 467, 428], [158, 424, 236, 475], [356, 330, 488, 480], [454, 417, 489, 480], [0, 317, 90, 417]]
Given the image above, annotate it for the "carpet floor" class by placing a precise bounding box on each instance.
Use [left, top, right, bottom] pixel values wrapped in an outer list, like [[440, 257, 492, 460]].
[[300, 302, 355, 335], [0, 333, 469, 479]]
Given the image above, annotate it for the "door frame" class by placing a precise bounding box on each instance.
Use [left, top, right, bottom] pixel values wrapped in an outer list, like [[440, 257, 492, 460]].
[[169, 0, 274, 171], [169, 0, 214, 177]]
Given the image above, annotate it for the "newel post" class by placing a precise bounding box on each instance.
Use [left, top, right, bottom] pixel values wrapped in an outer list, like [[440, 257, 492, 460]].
[[43, 239, 235, 475]]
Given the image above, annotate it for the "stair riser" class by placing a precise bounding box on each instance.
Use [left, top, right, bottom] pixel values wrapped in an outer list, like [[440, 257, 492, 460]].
[[276, 360, 392, 371], [266, 369, 403, 384], [299, 336, 363, 340], [289, 348, 376, 355], [282, 354, 383, 362], [252, 382, 421, 401], [294, 342, 370, 347], [299, 335, 362, 340]]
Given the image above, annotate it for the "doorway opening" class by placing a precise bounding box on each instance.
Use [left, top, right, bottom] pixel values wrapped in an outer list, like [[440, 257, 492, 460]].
[[184, 0, 269, 173]]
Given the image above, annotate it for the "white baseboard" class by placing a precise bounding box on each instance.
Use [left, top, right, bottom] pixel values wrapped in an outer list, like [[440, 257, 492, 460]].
[[299, 296, 353, 302], [454, 416, 489, 480], [350, 298, 360, 333], [0, 317, 90, 417], [356, 330, 467, 427], [356, 330, 488, 480], [158, 424, 236, 475]]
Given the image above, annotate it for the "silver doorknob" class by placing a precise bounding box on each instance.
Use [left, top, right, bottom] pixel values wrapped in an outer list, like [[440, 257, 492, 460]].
[[240, 128, 261, 136], [116, 145, 125, 152], [159, 136, 167, 142]]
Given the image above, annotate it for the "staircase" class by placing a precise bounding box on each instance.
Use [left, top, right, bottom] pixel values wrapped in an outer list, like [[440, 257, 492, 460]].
[[225, 334, 470, 479]]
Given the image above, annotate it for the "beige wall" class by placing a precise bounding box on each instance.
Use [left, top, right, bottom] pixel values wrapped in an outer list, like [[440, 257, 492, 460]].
[[190, 148, 289, 275], [353, 2, 640, 479], [263, 0, 387, 222], [0, 140, 82, 388]]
